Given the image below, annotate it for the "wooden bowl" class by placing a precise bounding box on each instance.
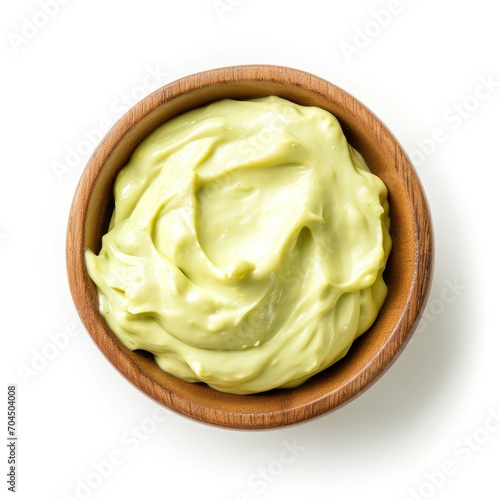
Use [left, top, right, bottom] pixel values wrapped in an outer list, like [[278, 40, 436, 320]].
[[66, 65, 433, 429]]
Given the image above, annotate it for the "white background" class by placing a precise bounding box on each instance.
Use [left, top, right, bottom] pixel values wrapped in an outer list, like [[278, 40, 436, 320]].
[[2, 1, 499, 499]]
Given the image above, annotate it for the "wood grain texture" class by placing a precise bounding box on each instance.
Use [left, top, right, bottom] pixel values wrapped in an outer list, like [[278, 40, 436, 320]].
[[66, 65, 434, 429]]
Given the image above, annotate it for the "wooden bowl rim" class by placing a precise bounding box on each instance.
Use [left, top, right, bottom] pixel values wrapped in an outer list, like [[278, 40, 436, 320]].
[[66, 64, 434, 429]]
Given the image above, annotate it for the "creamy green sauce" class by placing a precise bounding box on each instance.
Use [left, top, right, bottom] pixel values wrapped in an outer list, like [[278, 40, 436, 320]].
[[85, 96, 391, 394]]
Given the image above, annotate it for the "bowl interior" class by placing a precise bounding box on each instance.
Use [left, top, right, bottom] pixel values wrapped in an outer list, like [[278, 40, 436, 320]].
[[67, 65, 433, 429]]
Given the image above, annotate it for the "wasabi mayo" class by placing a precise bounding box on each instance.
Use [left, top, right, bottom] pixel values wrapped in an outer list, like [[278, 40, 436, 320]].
[[85, 96, 391, 394]]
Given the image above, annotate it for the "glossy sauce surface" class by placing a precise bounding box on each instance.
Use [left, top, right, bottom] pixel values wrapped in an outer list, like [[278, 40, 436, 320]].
[[85, 96, 391, 394]]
